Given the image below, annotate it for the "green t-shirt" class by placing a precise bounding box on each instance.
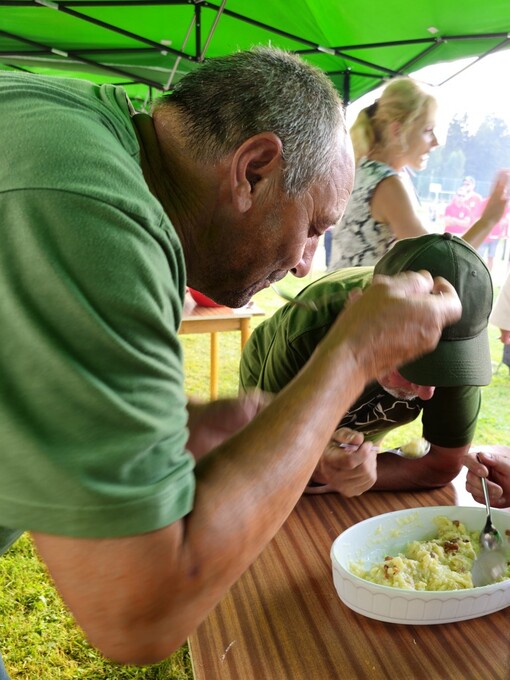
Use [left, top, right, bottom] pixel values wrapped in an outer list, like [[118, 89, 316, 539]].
[[240, 268, 480, 447], [0, 72, 195, 544]]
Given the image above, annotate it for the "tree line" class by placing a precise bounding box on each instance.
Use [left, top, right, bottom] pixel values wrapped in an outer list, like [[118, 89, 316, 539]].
[[414, 113, 510, 198]]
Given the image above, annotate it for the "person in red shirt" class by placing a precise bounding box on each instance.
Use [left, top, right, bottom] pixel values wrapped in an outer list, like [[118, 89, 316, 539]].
[[443, 189, 471, 236], [444, 176, 509, 270], [462, 176, 483, 217]]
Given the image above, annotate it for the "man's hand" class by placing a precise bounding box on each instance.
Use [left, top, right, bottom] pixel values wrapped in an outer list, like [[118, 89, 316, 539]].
[[499, 328, 510, 344], [307, 427, 377, 496], [479, 169, 510, 227], [186, 391, 271, 460], [465, 447, 510, 508], [326, 271, 462, 385]]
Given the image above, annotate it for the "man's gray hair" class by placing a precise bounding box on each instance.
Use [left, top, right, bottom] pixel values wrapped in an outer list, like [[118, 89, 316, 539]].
[[154, 46, 345, 195]]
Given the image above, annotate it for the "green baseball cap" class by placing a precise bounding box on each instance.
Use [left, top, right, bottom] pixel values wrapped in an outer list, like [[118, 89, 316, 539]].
[[374, 233, 493, 387]]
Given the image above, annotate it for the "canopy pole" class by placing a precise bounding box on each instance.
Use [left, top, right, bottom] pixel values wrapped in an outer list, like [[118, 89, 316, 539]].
[[199, 0, 227, 62], [0, 28, 163, 88], [34, 0, 193, 62], [342, 70, 350, 107], [194, 2, 201, 63], [436, 36, 510, 86], [163, 13, 196, 90]]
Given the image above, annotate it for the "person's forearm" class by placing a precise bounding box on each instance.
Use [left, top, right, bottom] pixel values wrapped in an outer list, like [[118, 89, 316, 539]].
[[32, 273, 462, 664], [445, 218, 469, 229], [463, 218, 495, 249], [184, 340, 367, 595], [34, 341, 368, 665], [372, 444, 468, 491]]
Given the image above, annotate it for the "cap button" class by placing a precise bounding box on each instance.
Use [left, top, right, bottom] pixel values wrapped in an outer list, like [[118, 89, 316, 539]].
[[443, 232, 454, 241]]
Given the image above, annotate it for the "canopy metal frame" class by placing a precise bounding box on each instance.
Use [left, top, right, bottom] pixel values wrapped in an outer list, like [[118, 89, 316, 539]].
[[1, 0, 510, 104]]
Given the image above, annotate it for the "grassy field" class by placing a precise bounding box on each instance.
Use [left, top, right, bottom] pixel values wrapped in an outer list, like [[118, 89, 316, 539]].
[[1, 272, 509, 679]]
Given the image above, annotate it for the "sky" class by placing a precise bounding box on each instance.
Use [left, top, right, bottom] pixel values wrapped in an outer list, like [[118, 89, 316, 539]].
[[345, 49, 510, 141]]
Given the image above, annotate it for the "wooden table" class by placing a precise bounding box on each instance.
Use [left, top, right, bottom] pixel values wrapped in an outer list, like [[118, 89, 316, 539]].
[[189, 469, 510, 680], [179, 300, 264, 399]]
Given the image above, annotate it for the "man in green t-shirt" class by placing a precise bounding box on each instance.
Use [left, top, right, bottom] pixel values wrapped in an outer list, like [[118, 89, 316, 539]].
[[240, 234, 493, 496], [0, 47, 462, 670]]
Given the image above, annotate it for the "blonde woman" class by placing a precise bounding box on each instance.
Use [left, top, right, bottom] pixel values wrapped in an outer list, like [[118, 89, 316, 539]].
[[329, 77, 509, 269]]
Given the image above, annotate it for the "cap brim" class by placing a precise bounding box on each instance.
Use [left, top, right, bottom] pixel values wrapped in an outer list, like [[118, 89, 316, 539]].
[[399, 329, 492, 387]]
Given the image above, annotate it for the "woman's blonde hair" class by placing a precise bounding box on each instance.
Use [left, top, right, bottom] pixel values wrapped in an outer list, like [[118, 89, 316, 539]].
[[350, 77, 437, 164]]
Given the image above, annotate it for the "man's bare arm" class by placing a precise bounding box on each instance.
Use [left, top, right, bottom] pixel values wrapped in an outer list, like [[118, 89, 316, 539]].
[[32, 272, 461, 665], [372, 442, 469, 491]]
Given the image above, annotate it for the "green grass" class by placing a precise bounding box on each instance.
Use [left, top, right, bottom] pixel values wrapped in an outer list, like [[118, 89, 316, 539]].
[[0, 533, 191, 679], [1, 271, 509, 678]]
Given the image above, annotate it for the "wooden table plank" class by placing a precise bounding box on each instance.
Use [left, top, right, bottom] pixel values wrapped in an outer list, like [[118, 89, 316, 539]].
[[189, 470, 510, 680]]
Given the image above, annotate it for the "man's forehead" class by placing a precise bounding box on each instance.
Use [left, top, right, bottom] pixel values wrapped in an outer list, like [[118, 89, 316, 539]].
[[329, 146, 355, 220], [301, 125, 353, 224], [311, 171, 351, 225]]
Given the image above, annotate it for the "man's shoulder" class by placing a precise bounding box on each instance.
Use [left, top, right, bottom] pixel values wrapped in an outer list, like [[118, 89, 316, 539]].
[[1, 72, 145, 212], [1, 72, 134, 158], [302, 267, 374, 296], [281, 268, 372, 330], [243, 267, 373, 352]]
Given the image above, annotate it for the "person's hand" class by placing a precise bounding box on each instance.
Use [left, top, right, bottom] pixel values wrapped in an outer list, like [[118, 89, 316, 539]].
[[327, 270, 461, 384], [499, 328, 510, 344], [445, 216, 470, 229], [345, 287, 363, 306], [186, 390, 271, 460], [464, 447, 510, 508], [306, 427, 377, 496], [480, 169, 510, 226]]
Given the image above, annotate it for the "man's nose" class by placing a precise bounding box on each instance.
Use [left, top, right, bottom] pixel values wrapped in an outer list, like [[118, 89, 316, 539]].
[[416, 385, 435, 400], [290, 238, 319, 278]]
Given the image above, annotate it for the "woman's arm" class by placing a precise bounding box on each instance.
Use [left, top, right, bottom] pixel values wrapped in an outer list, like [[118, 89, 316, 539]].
[[463, 170, 510, 249], [371, 175, 429, 239]]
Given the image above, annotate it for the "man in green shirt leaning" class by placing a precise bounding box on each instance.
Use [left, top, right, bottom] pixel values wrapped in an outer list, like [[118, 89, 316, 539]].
[[0, 48, 462, 673], [240, 233, 493, 496]]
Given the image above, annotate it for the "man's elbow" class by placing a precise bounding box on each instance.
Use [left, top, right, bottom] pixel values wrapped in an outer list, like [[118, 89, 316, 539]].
[[88, 625, 187, 666], [420, 460, 464, 489]]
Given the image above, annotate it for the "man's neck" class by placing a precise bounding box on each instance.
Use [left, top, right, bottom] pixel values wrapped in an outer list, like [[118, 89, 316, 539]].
[[130, 111, 210, 243], [131, 112, 176, 207], [130, 109, 237, 291]]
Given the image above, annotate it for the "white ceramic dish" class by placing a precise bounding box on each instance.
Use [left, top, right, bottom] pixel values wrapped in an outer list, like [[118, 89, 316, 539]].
[[331, 506, 510, 625]]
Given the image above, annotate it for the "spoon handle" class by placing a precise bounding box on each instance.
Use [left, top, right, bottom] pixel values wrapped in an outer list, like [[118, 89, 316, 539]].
[[480, 476, 492, 517], [334, 442, 399, 455], [333, 442, 377, 452]]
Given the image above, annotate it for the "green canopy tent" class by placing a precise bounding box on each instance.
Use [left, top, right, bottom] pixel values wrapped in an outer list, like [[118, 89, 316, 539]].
[[2, 0, 510, 108]]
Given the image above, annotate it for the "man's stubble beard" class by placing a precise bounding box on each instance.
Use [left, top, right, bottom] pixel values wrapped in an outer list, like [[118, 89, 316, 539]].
[[383, 386, 418, 401]]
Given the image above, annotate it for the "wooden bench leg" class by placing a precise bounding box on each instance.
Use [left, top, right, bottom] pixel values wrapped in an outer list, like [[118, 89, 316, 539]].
[[210, 331, 219, 400], [240, 317, 250, 349]]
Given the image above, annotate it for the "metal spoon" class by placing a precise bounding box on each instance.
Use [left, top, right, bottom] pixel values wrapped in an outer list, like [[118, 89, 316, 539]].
[[334, 438, 431, 460], [471, 471, 507, 587]]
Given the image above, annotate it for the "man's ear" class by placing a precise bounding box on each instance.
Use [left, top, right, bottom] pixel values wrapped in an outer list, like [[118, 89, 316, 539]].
[[231, 132, 283, 213]]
